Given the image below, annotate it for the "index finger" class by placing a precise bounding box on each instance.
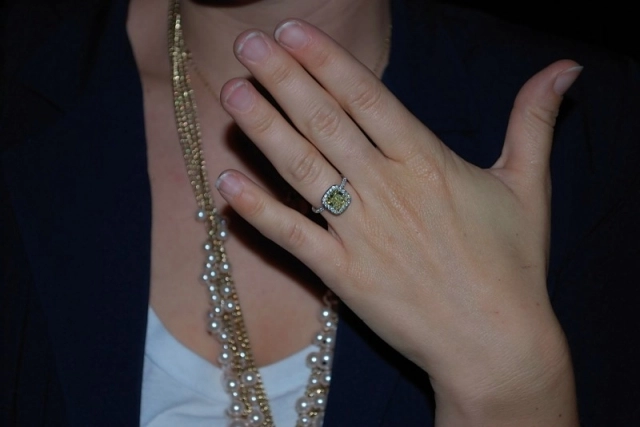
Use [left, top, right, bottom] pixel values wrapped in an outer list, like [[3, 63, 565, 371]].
[[274, 19, 441, 163]]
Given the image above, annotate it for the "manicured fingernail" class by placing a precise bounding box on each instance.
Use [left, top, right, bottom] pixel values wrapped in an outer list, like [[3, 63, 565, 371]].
[[216, 172, 243, 197], [224, 81, 253, 112], [275, 20, 310, 50], [236, 32, 270, 62], [553, 65, 583, 95]]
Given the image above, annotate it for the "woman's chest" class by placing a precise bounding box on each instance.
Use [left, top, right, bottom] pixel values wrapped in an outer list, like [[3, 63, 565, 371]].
[[142, 75, 326, 368]]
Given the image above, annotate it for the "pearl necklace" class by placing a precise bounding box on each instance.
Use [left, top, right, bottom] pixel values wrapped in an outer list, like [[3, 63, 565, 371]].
[[167, 1, 340, 425]]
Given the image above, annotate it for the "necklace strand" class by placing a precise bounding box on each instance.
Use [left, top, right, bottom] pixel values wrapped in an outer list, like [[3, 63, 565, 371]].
[[167, 1, 343, 426]]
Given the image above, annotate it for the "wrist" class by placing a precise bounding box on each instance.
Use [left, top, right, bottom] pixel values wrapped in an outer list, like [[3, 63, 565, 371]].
[[432, 324, 579, 426]]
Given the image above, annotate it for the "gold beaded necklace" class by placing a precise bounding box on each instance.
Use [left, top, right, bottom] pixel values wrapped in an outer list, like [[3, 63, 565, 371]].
[[167, 0, 390, 425]]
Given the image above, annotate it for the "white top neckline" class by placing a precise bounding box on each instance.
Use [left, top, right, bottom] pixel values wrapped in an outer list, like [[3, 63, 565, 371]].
[[141, 307, 313, 426]]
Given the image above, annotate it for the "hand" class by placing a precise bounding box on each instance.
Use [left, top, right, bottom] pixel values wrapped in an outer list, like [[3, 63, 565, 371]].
[[216, 19, 581, 425]]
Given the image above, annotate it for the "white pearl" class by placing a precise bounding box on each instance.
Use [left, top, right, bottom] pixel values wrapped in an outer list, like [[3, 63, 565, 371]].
[[318, 309, 332, 322], [320, 373, 331, 386], [319, 351, 332, 368], [227, 400, 245, 418], [209, 292, 221, 304], [314, 395, 326, 408], [203, 242, 212, 252], [306, 352, 320, 368], [207, 320, 221, 333], [323, 319, 336, 330], [218, 349, 232, 364], [220, 285, 233, 296], [296, 397, 310, 413], [225, 377, 240, 392], [248, 410, 264, 424], [241, 371, 258, 386], [217, 229, 228, 241], [313, 333, 325, 346], [221, 262, 232, 273], [196, 209, 207, 221], [299, 415, 312, 426], [224, 300, 236, 312]]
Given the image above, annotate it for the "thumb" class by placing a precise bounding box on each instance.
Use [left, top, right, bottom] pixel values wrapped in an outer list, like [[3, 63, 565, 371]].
[[495, 60, 583, 189]]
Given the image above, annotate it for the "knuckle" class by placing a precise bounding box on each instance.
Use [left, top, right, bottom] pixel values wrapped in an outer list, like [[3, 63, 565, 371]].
[[519, 105, 558, 143], [269, 62, 295, 87], [281, 221, 306, 249], [423, 166, 448, 189], [346, 79, 382, 113], [403, 156, 451, 197], [251, 109, 277, 135], [307, 46, 334, 70], [288, 148, 324, 185], [405, 148, 440, 175], [524, 104, 558, 130], [513, 96, 558, 132], [245, 195, 268, 219], [307, 104, 341, 140]]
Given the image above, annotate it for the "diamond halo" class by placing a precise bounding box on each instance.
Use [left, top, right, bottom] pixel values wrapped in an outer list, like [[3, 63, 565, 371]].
[[312, 177, 352, 215]]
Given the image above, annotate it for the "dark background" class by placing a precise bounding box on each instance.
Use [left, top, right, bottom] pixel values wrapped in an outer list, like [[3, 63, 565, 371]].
[[447, 2, 639, 60]]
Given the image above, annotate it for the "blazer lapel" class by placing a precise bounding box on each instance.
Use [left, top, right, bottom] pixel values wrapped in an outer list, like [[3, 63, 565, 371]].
[[2, 0, 151, 425], [324, 307, 436, 426]]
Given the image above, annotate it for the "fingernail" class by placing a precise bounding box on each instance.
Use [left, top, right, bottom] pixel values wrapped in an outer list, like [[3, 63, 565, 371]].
[[553, 65, 583, 95], [275, 20, 310, 50], [216, 171, 243, 197], [236, 32, 270, 62], [223, 81, 253, 112]]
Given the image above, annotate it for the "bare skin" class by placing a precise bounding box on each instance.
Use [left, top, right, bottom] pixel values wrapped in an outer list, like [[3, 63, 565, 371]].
[[126, 0, 391, 367]]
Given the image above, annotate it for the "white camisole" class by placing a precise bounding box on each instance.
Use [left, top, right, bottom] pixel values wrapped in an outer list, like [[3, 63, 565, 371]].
[[141, 308, 313, 426]]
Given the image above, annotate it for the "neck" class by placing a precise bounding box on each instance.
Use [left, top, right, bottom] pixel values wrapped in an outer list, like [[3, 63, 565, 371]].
[[180, 0, 391, 94]]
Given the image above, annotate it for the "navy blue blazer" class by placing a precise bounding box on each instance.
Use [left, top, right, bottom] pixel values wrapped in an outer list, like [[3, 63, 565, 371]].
[[2, 0, 640, 425]]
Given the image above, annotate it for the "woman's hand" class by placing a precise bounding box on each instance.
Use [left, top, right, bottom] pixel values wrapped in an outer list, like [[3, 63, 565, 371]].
[[215, 19, 581, 425]]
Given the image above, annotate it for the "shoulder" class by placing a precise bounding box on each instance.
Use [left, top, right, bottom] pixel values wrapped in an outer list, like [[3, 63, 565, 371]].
[[1, 0, 114, 150]]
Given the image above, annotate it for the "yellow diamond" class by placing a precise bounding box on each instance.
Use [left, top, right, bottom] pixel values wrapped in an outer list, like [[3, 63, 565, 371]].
[[322, 186, 351, 215]]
